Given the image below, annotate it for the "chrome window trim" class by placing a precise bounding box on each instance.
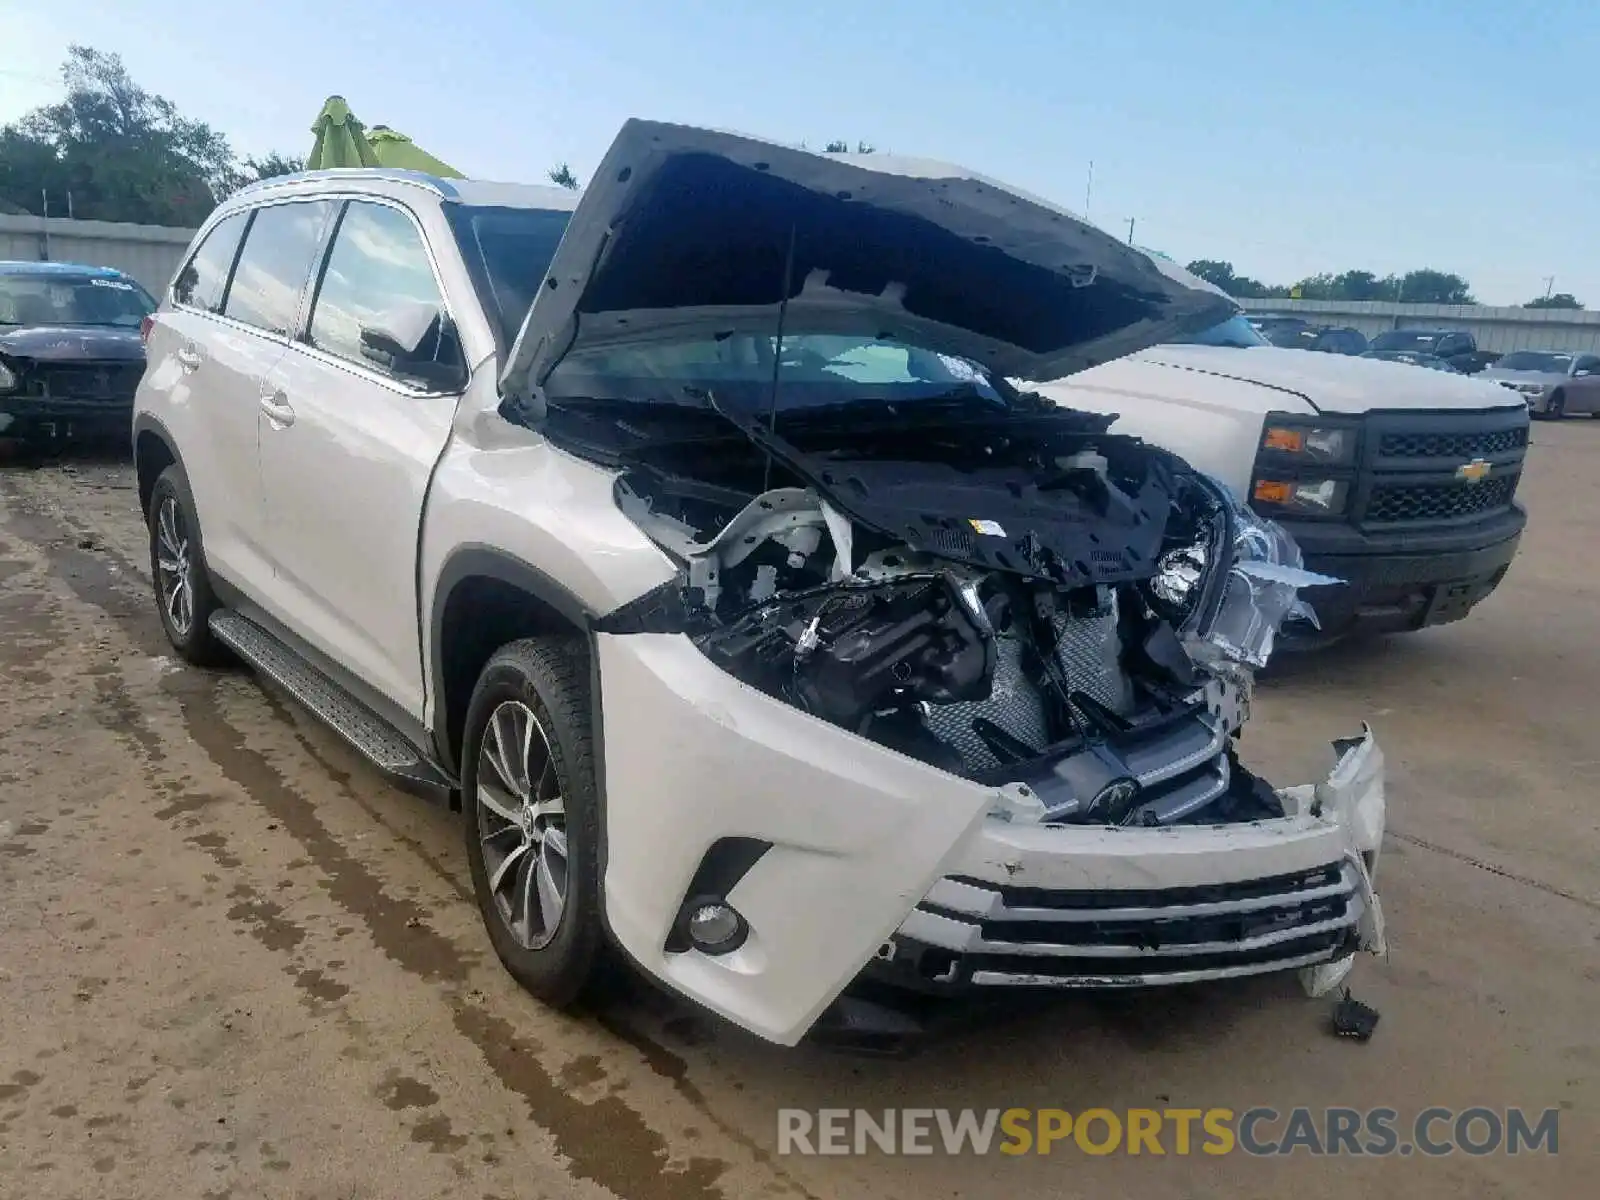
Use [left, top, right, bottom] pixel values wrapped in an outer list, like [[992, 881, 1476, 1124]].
[[170, 190, 472, 400]]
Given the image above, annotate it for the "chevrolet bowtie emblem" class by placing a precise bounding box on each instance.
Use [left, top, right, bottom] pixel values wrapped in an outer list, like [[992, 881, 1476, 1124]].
[[1455, 458, 1492, 483]]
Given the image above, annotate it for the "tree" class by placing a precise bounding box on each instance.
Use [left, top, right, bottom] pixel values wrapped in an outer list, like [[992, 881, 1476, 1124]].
[[239, 152, 305, 186], [1525, 292, 1583, 310], [547, 162, 579, 190], [1187, 258, 1478, 305], [1394, 269, 1474, 305], [1184, 260, 1285, 300], [0, 46, 239, 224], [823, 140, 875, 154], [1327, 270, 1387, 301]]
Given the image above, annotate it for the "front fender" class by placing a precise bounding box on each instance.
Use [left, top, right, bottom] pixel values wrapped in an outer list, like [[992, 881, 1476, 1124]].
[[595, 632, 994, 1045]]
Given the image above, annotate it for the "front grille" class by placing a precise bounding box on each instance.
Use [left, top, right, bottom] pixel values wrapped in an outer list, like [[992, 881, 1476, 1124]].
[[882, 861, 1361, 988], [1366, 474, 1518, 524], [1379, 427, 1527, 459], [26, 361, 144, 402]]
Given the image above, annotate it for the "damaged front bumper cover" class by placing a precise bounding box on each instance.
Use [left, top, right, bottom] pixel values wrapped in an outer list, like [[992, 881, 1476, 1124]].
[[595, 632, 1386, 1047], [866, 729, 1385, 1002]]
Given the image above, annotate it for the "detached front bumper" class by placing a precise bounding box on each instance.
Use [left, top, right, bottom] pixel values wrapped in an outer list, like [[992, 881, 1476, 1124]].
[[595, 633, 1386, 1047]]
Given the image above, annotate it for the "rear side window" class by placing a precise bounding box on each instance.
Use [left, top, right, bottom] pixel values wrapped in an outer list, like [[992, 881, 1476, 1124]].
[[306, 201, 464, 390], [224, 200, 335, 336], [174, 211, 248, 312]]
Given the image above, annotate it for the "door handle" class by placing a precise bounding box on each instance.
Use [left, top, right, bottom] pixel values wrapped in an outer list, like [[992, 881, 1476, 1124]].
[[176, 347, 201, 371], [259, 392, 295, 427]]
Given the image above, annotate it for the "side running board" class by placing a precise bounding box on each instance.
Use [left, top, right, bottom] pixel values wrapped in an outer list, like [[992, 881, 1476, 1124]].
[[209, 609, 454, 795]]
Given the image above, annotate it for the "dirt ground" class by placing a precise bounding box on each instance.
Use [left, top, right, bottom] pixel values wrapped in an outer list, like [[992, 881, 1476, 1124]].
[[1, 422, 1595, 1200]]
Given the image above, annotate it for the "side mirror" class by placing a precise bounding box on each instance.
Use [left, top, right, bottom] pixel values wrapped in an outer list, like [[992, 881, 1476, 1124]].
[[359, 314, 467, 392]]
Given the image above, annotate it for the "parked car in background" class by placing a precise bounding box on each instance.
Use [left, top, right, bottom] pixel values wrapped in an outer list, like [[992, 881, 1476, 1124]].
[[1455, 349, 1501, 375], [1255, 320, 1368, 356], [1361, 349, 1462, 373], [132, 122, 1386, 1048], [1479, 349, 1600, 418], [1039, 314, 1530, 646], [0, 261, 155, 446], [1368, 328, 1479, 372]]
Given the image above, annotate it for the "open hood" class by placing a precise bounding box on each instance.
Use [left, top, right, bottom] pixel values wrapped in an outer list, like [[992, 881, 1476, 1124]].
[[501, 120, 1235, 404]]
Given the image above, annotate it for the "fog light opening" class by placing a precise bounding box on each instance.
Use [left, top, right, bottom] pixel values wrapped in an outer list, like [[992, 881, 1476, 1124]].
[[681, 896, 748, 955]]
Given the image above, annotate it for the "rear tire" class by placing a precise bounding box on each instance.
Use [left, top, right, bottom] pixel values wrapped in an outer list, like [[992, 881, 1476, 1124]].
[[147, 464, 227, 666], [461, 637, 605, 1008]]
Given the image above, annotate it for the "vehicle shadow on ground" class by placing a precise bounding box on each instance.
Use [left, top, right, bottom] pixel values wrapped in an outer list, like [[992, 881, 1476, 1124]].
[[1258, 631, 1446, 695], [0, 437, 132, 470]]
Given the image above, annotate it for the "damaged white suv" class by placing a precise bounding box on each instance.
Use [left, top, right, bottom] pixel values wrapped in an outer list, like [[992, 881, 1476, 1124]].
[[133, 120, 1385, 1047]]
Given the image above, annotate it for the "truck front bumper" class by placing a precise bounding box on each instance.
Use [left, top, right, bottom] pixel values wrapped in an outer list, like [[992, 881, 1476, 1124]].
[[1283, 506, 1525, 640], [595, 632, 1386, 1047]]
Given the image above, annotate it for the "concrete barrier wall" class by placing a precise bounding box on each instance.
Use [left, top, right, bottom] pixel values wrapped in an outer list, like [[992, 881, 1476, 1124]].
[[0, 214, 198, 296], [1240, 298, 1600, 355]]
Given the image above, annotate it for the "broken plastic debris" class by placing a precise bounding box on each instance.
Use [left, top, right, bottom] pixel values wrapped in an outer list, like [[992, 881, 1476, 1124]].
[[1299, 955, 1354, 998], [1192, 493, 1345, 669], [989, 781, 1046, 823], [1330, 989, 1380, 1042]]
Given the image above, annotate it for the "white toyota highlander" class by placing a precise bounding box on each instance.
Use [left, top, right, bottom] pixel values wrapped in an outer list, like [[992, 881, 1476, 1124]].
[[133, 120, 1385, 1048]]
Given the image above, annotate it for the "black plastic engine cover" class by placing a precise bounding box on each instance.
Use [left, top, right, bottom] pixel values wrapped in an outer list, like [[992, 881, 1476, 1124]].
[[722, 406, 1181, 591], [698, 575, 995, 729]]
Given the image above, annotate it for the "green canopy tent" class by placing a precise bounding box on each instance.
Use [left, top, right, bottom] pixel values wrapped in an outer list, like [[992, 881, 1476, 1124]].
[[306, 96, 463, 178], [366, 126, 464, 178]]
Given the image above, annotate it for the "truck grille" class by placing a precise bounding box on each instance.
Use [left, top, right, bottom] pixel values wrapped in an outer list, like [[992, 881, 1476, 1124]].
[[1378, 427, 1527, 459], [1356, 409, 1529, 528], [1366, 474, 1519, 523], [883, 861, 1360, 987], [25, 361, 144, 402]]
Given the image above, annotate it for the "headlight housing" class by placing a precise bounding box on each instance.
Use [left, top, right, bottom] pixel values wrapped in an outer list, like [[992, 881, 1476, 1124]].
[[1258, 419, 1358, 465], [1251, 477, 1350, 516], [1251, 415, 1359, 519], [0, 359, 18, 394]]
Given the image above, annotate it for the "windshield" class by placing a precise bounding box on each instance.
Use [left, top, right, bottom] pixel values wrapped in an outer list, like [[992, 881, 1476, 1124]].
[[0, 272, 155, 328], [1495, 351, 1572, 373], [545, 333, 1006, 413], [1370, 330, 1444, 353], [446, 204, 573, 341], [1171, 314, 1267, 348]]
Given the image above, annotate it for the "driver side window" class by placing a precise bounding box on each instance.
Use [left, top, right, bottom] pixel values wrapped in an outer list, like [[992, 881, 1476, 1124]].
[[306, 200, 464, 390]]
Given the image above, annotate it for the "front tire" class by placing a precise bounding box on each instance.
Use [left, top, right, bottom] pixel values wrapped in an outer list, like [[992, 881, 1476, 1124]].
[[462, 637, 604, 1008], [1546, 390, 1566, 419], [147, 464, 226, 665]]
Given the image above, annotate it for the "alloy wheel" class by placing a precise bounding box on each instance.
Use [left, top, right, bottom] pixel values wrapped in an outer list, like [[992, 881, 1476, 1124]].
[[475, 699, 569, 950], [155, 495, 194, 637]]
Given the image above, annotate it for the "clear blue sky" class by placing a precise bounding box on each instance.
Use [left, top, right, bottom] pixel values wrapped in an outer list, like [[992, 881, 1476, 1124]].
[[3, 0, 1595, 305]]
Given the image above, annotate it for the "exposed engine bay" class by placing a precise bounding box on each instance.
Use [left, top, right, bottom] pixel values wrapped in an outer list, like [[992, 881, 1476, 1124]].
[[584, 396, 1335, 828]]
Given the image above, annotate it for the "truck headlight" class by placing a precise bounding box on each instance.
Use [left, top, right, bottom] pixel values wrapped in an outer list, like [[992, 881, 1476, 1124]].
[[0, 360, 17, 393], [1259, 419, 1358, 465], [1252, 477, 1350, 517]]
